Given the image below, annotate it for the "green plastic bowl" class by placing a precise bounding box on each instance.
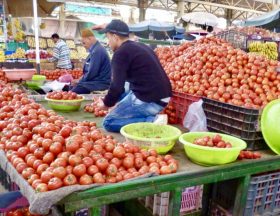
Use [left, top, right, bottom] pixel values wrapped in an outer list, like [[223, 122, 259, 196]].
[[32, 75, 46, 81], [45, 96, 84, 112], [179, 132, 247, 166], [261, 99, 280, 154], [120, 122, 181, 154]]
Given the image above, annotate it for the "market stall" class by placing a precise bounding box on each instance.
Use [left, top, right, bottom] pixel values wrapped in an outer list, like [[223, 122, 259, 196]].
[[1, 19, 280, 216]]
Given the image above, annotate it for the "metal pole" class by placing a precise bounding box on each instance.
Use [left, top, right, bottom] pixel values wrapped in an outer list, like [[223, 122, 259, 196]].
[[32, 0, 40, 73]]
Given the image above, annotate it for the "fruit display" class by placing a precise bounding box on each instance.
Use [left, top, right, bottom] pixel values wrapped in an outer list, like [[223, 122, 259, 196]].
[[27, 37, 47, 49], [13, 19, 25, 42], [47, 38, 55, 48], [155, 37, 280, 109], [46, 91, 83, 100], [84, 98, 109, 117], [70, 50, 79, 60], [6, 48, 26, 59], [40, 69, 83, 80], [236, 26, 280, 39], [238, 150, 261, 160], [0, 49, 5, 62], [25, 50, 52, 60], [77, 46, 88, 59], [193, 134, 232, 148], [0, 86, 178, 192], [6, 207, 41, 216], [248, 41, 278, 60], [66, 40, 76, 49]]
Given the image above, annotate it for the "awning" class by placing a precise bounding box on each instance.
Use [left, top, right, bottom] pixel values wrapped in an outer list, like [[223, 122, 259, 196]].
[[129, 20, 185, 33], [4, 0, 61, 17], [181, 12, 219, 27], [242, 8, 280, 29]]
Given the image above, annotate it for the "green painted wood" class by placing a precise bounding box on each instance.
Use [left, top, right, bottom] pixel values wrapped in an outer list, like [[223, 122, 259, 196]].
[[201, 183, 213, 216], [89, 207, 102, 216], [123, 199, 153, 216], [232, 175, 251, 216], [168, 188, 182, 216]]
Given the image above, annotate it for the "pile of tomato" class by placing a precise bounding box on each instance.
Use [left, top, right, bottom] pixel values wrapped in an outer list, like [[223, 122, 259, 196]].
[[46, 91, 83, 100], [193, 134, 232, 148], [162, 104, 177, 124], [40, 69, 83, 80], [0, 70, 8, 83], [84, 98, 108, 117], [6, 207, 41, 216], [156, 37, 280, 109], [238, 150, 261, 160], [0, 86, 178, 192]]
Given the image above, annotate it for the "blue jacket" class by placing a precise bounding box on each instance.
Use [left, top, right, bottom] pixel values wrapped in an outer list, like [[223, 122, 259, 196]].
[[77, 41, 111, 92]]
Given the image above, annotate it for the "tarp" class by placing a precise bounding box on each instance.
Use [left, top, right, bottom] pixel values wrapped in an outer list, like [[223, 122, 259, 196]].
[[242, 8, 280, 30], [181, 12, 219, 27], [4, 0, 61, 17], [129, 20, 185, 33]]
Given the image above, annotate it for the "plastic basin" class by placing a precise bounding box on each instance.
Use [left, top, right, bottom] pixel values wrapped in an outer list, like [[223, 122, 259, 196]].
[[45, 96, 84, 112], [261, 99, 280, 154], [179, 132, 247, 166], [3, 69, 36, 81], [120, 122, 181, 154], [26, 75, 47, 90]]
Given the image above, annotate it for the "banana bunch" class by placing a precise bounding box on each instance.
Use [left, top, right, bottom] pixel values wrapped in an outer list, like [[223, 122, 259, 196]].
[[14, 30, 25, 42], [7, 22, 12, 36], [27, 37, 47, 49], [66, 40, 76, 49], [248, 41, 278, 60], [70, 50, 79, 59], [6, 48, 26, 59], [0, 50, 5, 62], [47, 39, 55, 48], [77, 46, 88, 59]]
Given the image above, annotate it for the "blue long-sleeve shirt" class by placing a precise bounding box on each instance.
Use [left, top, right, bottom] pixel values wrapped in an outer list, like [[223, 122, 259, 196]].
[[77, 41, 111, 92]]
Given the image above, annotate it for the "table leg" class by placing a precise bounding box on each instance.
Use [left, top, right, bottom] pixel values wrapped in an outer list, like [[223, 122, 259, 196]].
[[232, 175, 251, 216], [89, 207, 102, 216], [201, 183, 213, 216], [168, 187, 182, 216]]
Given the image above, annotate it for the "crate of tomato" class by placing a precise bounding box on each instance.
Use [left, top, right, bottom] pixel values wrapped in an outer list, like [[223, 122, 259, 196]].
[[163, 91, 201, 125]]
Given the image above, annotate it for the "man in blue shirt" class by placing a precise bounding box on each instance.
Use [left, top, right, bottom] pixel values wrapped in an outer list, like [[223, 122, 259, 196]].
[[71, 29, 111, 94]]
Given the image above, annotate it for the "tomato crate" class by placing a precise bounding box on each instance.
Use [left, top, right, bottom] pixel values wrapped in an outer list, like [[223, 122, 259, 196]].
[[211, 171, 280, 216], [244, 171, 280, 216], [144, 186, 202, 216], [215, 30, 247, 50], [202, 97, 265, 150], [164, 92, 201, 125]]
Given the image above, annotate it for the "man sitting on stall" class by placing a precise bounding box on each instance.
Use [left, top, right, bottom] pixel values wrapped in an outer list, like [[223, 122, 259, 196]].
[[96, 20, 171, 132], [49, 33, 72, 70], [71, 29, 111, 94]]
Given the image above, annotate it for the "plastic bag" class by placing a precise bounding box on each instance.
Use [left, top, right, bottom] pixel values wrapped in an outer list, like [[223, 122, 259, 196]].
[[183, 99, 208, 132], [58, 73, 73, 83]]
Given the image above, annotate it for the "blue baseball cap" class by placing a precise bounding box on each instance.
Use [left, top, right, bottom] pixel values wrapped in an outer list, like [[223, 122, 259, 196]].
[[99, 19, 129, 37]]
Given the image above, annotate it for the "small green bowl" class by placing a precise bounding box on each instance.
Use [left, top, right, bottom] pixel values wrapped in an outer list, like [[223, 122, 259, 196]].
[[120, 122, 181, 154], [179, 132, 246, 166], [45, 96, 84, 112]]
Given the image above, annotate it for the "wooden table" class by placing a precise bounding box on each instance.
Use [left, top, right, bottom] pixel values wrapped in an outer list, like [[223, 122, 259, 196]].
[[39, 102, 280, 215], [56, 143, 279, 215]]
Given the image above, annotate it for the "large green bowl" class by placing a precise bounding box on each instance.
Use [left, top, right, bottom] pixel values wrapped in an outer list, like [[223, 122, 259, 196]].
[[45, 96, 84, 112], [261, 99, 280, 154], [120, 122, 181, 154], [179, 132, 247, 166]]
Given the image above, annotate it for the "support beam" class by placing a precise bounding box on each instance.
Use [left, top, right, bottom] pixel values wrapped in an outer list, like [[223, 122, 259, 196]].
[[177, 0, 184, 19], [225, 8, 233, 26], [59, 4, 65, 36], [185, 0, 265, 14], [138, 0, 148, 21]]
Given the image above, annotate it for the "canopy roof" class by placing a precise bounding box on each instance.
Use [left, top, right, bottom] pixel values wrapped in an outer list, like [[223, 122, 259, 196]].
[[4, 0, 61, 17], [242, 8, 280, 29]]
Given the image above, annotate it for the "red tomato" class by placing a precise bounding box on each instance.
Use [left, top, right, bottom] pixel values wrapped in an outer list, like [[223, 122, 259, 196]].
[[41, 171, 54, 183], [48, 177, 63, 190], [36, 183, 48, 192], [53, 166, 67, 179], [113, 146, 126, 159], [96, 158, 109, 172], [73, 164, 87, 177], [93, 172, 105, 184], [63, 174, 78, 186], [79, 174, 93, 185]]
